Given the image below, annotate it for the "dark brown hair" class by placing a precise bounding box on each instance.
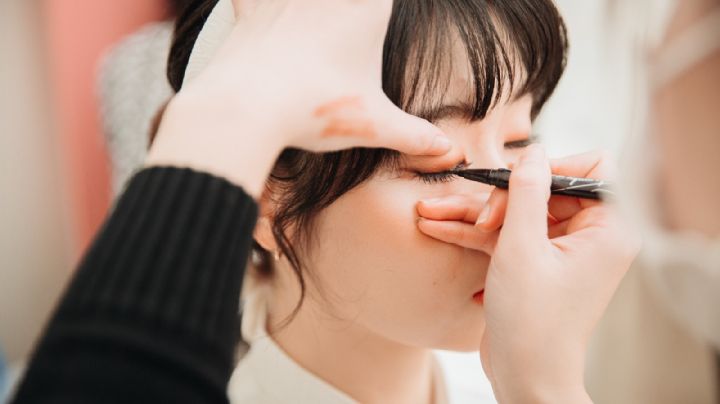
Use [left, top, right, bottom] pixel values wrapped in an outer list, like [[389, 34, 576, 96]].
[[166, 0, 567, 320]]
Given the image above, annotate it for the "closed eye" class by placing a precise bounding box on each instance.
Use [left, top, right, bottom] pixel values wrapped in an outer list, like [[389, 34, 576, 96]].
[[504, 134, 539, 149], [414, 171, 457, 184], [412, 161, 469, 184]]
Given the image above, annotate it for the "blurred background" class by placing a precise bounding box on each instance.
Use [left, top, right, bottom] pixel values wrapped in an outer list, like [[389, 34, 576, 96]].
[[1, 0, 717, 402], [0, 0, 175, 397]]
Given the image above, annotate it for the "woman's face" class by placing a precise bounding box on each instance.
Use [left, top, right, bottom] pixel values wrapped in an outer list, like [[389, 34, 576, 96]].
[[292, 58, 535, 350]]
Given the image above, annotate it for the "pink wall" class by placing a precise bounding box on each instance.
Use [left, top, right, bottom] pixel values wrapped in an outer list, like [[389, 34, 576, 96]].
[[43, 0, 169, 258]]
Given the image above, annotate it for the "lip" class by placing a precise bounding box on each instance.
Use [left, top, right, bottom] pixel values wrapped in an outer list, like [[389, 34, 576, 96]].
[[472, 289, 484, 304]]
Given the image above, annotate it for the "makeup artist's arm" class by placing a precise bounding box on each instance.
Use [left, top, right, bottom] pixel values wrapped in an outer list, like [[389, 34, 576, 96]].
[[417, 147, 639, 403], [10, 1, 449, 403]]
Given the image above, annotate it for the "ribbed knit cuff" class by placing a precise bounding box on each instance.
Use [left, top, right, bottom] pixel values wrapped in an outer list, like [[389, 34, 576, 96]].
[[58, 166, 258, 358]]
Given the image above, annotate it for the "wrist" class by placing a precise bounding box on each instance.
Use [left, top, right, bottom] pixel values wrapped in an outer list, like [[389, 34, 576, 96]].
[[491, 344, 590, 404], [495, 370, 589, 404], [504, 384, 591, 404], [145, 90, 286, 198]]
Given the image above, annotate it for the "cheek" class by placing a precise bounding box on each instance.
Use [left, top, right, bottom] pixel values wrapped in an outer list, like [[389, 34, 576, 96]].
[[305, 178, 489, 349]]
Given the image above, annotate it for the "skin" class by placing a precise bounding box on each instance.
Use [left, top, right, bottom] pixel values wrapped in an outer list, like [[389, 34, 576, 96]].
[[420, 148, 630, 403], [256, 97, 533, 404], [147, 0, 639, 402], [314, 96, 378, 139], [251, 38, 537, 402]]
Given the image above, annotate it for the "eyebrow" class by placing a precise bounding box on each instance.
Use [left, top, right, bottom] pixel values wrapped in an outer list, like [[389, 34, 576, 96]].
[[415, 102, 476, 123], [417, 87, 535, 123]]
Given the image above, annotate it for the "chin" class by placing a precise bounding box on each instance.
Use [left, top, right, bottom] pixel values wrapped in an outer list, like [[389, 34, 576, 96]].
[[434, 338, 484, 353]]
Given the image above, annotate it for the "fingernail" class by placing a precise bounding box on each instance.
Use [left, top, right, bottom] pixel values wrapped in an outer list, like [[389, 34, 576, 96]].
[[476, 204, 491, 225], [428, 135, 452, 154]]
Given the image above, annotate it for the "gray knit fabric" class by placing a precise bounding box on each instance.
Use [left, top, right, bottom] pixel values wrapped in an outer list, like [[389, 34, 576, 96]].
[[97, 22, 175, 195]]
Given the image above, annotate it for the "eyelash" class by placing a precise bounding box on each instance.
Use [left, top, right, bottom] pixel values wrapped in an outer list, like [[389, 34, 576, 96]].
[[413, 162, 469, 184], [415, 171, 457, 184], [412, 135, 539, 184], [504, 134, 539, 149]]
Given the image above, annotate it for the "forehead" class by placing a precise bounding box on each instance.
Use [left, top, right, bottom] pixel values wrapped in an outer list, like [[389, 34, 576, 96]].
[[444, 33, 474, 105]]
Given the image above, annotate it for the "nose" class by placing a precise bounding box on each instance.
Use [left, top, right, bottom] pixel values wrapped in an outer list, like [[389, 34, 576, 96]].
[[456, 141, 508, 195], [475, 137, 509, 169], [456, 136, 508, 194]]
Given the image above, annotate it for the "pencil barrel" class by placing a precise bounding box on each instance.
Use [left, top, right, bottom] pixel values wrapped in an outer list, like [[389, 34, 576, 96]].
[[550, 175, 609, 200]]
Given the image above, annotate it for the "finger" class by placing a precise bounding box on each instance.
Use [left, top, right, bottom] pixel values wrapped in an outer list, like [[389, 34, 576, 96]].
[[501, 144, 552, 248], [550, 150, 616, 209], [549, 150, 615, 179], [476, 188, 559, 233], [369, 95, 453, 156], [552, 205, 632, 258], [548, 219, 571, 239], [554, 205, 641, 278], [417, 218, 498, 255], [552, 206, 618, 251], [565, 205, 615, 235], [547, 194, 583, 223], [475, 188, 508, 232], [417, 194, 489, 223]]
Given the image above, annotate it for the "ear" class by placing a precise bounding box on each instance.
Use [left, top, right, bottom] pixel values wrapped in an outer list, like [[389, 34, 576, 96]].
[[253, 187, 279, 253], [254, 217, 277, 252]]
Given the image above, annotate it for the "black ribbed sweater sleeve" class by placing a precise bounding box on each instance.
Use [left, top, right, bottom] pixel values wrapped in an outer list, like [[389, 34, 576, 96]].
[[11, 167, 258, 404]]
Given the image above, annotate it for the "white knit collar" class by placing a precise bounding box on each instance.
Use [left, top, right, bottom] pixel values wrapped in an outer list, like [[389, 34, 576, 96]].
[[184, 0, 236, 86]]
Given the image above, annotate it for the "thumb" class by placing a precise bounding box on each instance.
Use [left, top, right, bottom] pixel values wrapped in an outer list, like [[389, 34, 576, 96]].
[[501, 144, 551, 248], [370, 94, 453, 156]]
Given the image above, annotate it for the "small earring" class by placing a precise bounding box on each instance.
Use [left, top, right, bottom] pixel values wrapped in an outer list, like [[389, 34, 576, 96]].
[[273, 250, 282, 261], [251, 250, 262, 266]]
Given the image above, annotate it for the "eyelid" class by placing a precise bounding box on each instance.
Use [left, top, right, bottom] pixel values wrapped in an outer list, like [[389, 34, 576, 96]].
[[412, 160, 469, 176], [504, 133, 539, 149], [433, 160, 469, 173], [454, 160, 471, 170]]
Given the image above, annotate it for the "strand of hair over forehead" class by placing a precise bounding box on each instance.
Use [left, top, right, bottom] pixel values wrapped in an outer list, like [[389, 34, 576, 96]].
[[384, 0, 567, 122]]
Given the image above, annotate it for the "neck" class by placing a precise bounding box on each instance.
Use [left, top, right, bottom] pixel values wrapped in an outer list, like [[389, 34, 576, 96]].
[[266, 280, 437, 404]]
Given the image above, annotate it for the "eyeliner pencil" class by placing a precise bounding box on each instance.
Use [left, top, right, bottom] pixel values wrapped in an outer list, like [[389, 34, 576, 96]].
[[451, 168, 613, 200]]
